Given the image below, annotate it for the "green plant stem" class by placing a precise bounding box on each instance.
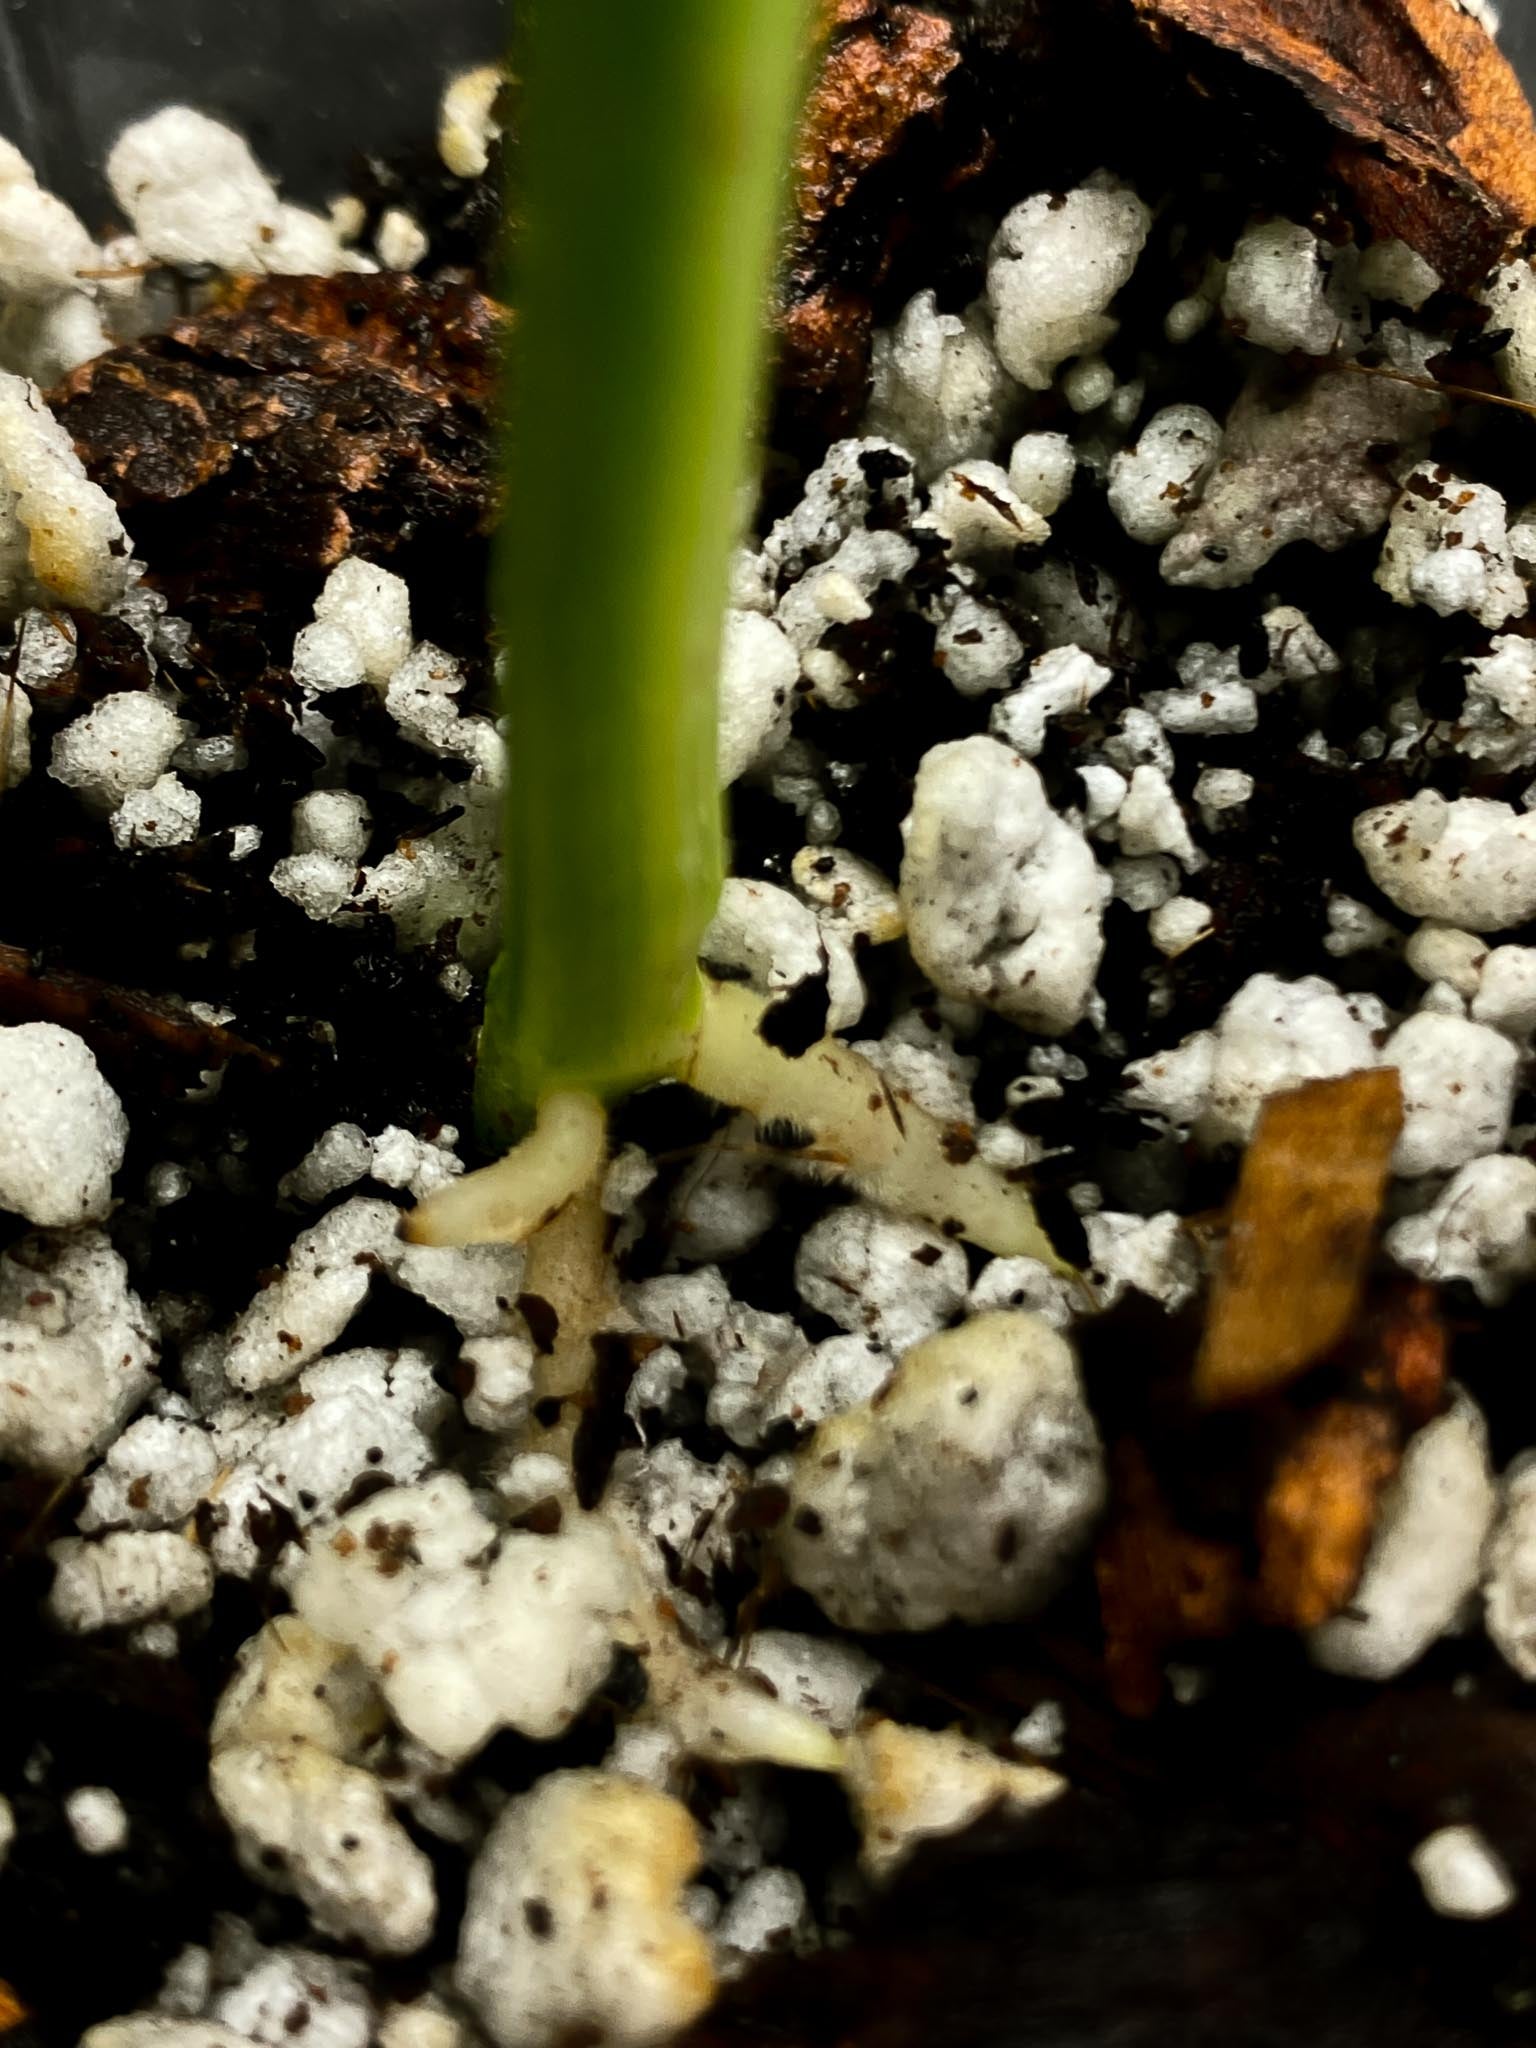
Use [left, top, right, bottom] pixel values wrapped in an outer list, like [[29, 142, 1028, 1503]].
[[476, 0, 814, 1142]]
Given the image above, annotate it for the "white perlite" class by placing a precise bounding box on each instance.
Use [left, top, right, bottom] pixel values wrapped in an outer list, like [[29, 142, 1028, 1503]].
[[291, 790, 371, 862], [986, 178, 1151, 391], [0, 372, 131, 614], [457, 1771, 715, 2048], [460, 1329, 536, 1433], [1384, 1012, 1516, 1177], [0, 1023, 127, 1225], [213, 1947, 375, 2048], [843, 1720, 1063, 1880], [1375, 464, 1525, 629], [1221, 218, 1345, 356], [0, 159, 97, 302], [293, 1474, 635, 1764], [791, 845, 903, 942], [1115, 765, 1199, 868], [793, 1201, 968, 1356], [780, 1311, 1105, 1633], [1459, 636, 1536, 773], [1310, 1392, 1496, 1680], [379, 2003, 463, 2048], [716, 1866, 812, 1973], [0, 1227, 156, 1477], [1148, 896, 1213, 957], [79, 1413, 220, 1533], [107, 108, 354, 277], [210, 1617, 436, 1955], [717, 609, 798, 785], [1412, 1827, 1517, 1920], [1387, 1154, 1536, 1305], [1158, 359, 1439, 589], [309, 557, 413, 686], [439, 63, 504, 177], [1359, 238, 1440, 311], [936, 593, 1024, 699], [737, 1630, 879, 1735], [111, 772, 201, 852], [1483, 258, 1536, 404], [901, 735, 1107, 1035], [1106, 405, 1222, 546], [65, 1784, 129, 1855], [222, 1197, 403, 1390], [1355, 792, 1536, 931], [1007, 431, 1076, 517], [967, 1254, 1076, 1331], [211, 1738, 434, 1956], [203, 1346, 451, 1577], [51, 693, 186, 811], [989, 645, 1111, 757], [376, 207, 429, 271], [1484, 1456, 1536, 1680], [1404, 922, 1486, 999], [703, 877, 864, 1035], [864, 290, 1018, 481], [1083, 1210, 1199, 1311], [1125, 972, 1387, 1147], [923, 462, 1047, 558], [49, 1530, 212, 1632]]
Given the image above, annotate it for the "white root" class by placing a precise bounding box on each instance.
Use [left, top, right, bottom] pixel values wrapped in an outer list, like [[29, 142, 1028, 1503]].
[[406, 1091, 607, 1247], [687, 978, 1067, 1266]]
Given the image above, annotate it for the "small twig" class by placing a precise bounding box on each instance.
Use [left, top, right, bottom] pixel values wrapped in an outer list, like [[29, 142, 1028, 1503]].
[[0, 940, 278, 1072], [1340, 356, 1536, 421], [73, 262, 157, 281]]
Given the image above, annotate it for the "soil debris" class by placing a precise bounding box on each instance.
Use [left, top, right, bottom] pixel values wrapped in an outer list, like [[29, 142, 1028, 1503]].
[[1132, 0, 1536, 285], [0, 939, 275, 1087], [1094, 1440, 1246, 1718], [783, 3, 960, 408], [1255, 1395, 1402, 1632]]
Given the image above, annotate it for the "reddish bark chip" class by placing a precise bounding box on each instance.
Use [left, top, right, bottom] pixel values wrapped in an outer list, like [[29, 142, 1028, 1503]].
[[1132, 0, 1536, 285]]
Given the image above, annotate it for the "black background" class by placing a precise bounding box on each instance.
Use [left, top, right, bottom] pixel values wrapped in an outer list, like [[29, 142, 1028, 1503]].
[[0, 0, 503, 224]]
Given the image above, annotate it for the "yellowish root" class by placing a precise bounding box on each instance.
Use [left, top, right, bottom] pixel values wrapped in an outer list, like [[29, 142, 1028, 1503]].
[[407, 975, 1065, 1308], [516, 1177, 625, 1461], [687, 977, 1068, 1268], [405, 1090, 608, 1247]]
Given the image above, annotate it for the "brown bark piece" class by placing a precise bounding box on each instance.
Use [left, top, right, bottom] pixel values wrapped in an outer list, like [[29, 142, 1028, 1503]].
[[781, 2, 959, 399], [794, 3, 959, 238], [1095, 1442, 1246, 1718], [1256, 1398, 1400, 1630], [1256, 1280, 1448, 1630], [1367, 1278, 1448, 1426], [52, 273, 503, 591], [1195, 1067, 1404, 1407], [1132, 0, 1536, 285]]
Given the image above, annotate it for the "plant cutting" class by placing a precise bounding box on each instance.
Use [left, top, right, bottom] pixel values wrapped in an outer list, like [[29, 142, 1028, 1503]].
[[407, 0, 1062, 1268]]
